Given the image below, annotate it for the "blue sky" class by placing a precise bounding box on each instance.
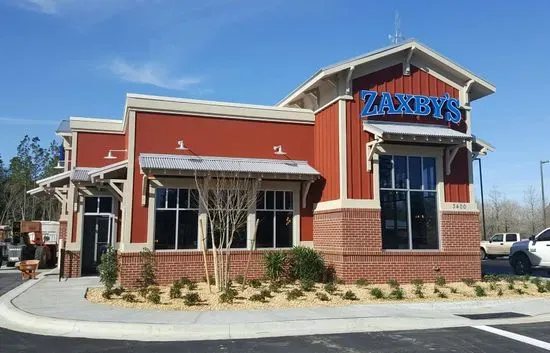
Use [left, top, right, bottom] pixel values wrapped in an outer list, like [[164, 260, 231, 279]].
[[0, 0, 549, 202]]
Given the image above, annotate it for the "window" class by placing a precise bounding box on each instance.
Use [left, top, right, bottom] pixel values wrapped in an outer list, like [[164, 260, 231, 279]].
[[505, 234, 517, 242], [379, 155, 438, 250], [154, 188, 199, 250], [256, 191, 293, 248], [537, 229, 550, 242], [84, 196, 112, 214], [206, 190, 248, 249], [491, 234, 503, 242]]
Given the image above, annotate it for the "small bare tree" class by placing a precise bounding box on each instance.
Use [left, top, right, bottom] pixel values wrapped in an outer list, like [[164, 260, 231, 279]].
[[195, 172, 260, 292], [523, 185, 542, 234]]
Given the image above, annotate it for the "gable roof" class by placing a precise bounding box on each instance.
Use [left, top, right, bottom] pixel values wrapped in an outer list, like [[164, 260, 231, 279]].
[[277, 39, 496, 107]]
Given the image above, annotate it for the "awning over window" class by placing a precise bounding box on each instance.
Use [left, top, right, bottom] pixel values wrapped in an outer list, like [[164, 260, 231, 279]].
[[363, 121, 471, 144], [139, 153, 320, 180], [70, 167, 98, 182], [35, 170, 71, 188], [89, 160, 127, 183]]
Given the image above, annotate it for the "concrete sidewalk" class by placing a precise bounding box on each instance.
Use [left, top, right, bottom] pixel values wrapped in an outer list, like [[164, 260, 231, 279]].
[[1, 273, 550, 341]]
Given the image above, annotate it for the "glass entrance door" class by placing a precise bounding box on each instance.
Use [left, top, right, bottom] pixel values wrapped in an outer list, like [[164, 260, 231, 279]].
[[81, 197, 114, 276]]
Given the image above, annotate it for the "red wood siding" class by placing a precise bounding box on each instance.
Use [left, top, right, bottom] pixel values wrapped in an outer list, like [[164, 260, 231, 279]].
[[346, 63, 469, 201], [444, 148, 470, 202], [131, 112, 316, 243], [314, 102, 340, 201], [76, 132, 126, 167]]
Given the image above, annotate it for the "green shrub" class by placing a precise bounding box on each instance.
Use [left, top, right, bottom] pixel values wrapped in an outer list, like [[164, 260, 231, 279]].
[[389, 288, 404, 300], [138, 287, 149, 298], [433, 287, 440, 294], [521, 275, 531, 282], [537, 285, 547, 293], [482, 274, 502, 282], [170, 282, 183, 299], [147, 287, 161, 304], [102, 290, 112, 299], [137, 248, 157, 291], [461, 278, 475, 287], [290, 246, 325, 282], [449, 287, 458, 294], [202, 275, 215, 285], [489, 282, 497, 291], [264, 252, 287, 281], [235, 275, 245, 285], [522, 281, 528, 289], [286, 288, 304, 300], [249, 293, 266, 302], [179, 277, 193, 286], [260, 289, 272, 298], [98, 246, 118, 292], [111, 286, 125, 296], [342, 290, 358, 300], [507, 283, 515, 290], [516, 288, 525, 295], [300, 279, 315, 292], [414, 289, 425, 298], [336, 278, 345, 285], [183, 292, 201, 306], [437, 292, 448, 299], [121, 293, 136, 303], [411, 279, 424, 287], [505, 276, 516, 284], [546, 281, 550, 292], [248, 279, 262, 288], [434, 276, 446, 287], [187, 282, 198, 291], [387, 279, 400, 289], [474, 285, 486, 297], [355, 279, 371, 287], [219, 288, 239, 304], [315, 292, 330, 301], [324, 282, 338, 295], [370, 287, 384, 299], [322, 265, 337, 284], [497, 288, 503, 296], [268, 281, 282, 293]]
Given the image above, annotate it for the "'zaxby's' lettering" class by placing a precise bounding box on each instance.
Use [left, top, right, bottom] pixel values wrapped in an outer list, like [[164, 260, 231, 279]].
[[360, 90, 462, 124]]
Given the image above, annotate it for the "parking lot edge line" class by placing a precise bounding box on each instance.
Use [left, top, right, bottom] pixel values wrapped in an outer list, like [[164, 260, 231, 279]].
[[473, 325, 550, 351]]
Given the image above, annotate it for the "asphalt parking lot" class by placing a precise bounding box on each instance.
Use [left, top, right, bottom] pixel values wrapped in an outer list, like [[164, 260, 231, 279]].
[[482, 258, 550, 278], [1, 323, 550, 352], [0, 271, 22, 297]]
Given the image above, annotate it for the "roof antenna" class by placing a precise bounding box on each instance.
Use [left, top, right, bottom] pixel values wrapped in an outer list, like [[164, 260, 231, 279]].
[[388, 11, 404, 45]]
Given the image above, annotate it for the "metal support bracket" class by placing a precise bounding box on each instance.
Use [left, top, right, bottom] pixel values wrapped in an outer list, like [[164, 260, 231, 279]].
[[345, 66, 355, 95], [141, 174, 148, 206], [445, 144, 463, 175], [403, 46, 415, 75], [301, 180, 313, 208], [366, 137, 383, 172]]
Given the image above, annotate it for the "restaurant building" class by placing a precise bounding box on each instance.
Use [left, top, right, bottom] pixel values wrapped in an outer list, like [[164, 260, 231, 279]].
[[30, 40, 495, 286]]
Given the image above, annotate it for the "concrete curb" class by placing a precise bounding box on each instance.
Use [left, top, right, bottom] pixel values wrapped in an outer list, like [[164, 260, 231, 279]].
[[1, 275, 550, 342]]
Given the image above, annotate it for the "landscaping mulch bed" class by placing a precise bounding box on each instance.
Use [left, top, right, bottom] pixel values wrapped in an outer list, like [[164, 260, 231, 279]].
[[86, 277, 550, 311]]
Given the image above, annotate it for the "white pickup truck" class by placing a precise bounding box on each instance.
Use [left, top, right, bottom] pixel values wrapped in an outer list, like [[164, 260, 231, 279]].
[[480, 233, 522, 260], [509, 228, 550, 275]]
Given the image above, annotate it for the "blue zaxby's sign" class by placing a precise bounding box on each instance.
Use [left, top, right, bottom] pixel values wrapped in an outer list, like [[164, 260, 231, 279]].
[[360, 90, 462, 124]]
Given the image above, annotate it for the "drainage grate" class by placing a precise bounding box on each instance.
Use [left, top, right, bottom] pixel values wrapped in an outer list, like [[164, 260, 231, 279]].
[[456, 312, 529, 320]]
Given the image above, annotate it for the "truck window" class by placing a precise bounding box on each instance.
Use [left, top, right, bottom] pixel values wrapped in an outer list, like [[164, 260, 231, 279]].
[[492, 234, 503, 242], [537, 229, 550, 241], [505, 234, 517, 242]]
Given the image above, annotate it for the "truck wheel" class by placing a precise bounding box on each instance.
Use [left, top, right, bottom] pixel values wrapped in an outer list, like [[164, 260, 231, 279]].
[[511, 253, 531, 275], [480, 248, 487, 260]]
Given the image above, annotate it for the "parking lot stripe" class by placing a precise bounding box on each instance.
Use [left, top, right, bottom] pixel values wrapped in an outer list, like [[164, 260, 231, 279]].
[[473, 325, 550, 351]]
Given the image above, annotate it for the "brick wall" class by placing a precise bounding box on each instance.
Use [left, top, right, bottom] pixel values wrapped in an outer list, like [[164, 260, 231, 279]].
[[118, 250, 276, 287], [62, 250, 81, 278], [59, 221, 68, 242], [313, 208, 481, 283]]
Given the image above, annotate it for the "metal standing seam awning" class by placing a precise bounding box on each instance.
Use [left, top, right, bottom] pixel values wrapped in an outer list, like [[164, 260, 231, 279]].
[[138, 153, 321, 207], [363, 121, 494, 175]]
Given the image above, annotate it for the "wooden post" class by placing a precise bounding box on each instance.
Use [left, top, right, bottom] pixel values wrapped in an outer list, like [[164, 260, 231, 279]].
[[199, 218, 211, 292], [241, 219, 259, 291]]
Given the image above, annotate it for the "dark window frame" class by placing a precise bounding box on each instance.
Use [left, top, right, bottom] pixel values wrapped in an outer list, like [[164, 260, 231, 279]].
[[255, 190, 294, 249], [379, 155, 439, 250]]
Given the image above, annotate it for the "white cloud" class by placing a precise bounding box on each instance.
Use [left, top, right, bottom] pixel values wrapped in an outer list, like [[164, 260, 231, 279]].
[[0, 117, 58, 125], [107, 59, 201, 91], [20, 0, 59, 14]]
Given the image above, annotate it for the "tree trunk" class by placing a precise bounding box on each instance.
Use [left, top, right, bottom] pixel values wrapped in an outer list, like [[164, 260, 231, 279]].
[[241, 219, 259, 291], [199, 219, 211, 293]]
